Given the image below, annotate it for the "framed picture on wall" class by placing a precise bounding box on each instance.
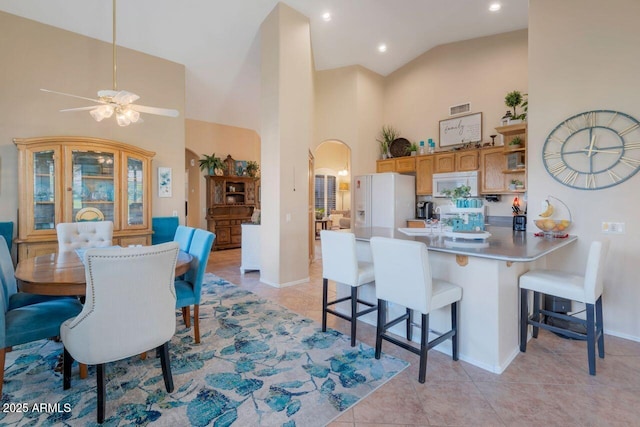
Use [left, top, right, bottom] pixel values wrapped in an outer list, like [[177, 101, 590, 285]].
[[235, 160, 248, 176], [439, 112, 482, 148], [158, 167, 172, 197]]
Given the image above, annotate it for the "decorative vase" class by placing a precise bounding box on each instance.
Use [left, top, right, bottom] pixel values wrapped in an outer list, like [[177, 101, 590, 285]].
[[382, 153, 388, 160]]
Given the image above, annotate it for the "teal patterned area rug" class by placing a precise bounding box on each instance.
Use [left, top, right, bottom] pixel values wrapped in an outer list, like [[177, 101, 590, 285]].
[[1, 274, 408, 426]]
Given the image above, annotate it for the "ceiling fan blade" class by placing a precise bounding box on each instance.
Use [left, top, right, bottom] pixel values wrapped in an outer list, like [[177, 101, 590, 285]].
[[130, 104, 180, 117], [59, 106, 100, 112], [41, 88, 105, 104]]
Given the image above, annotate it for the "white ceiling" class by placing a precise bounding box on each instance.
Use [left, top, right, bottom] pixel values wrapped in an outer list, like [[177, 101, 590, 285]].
[[0, 0, 528, 132]]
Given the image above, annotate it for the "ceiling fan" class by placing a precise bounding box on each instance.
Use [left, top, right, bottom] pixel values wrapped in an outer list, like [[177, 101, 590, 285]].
[[41, 0, 179, 126]]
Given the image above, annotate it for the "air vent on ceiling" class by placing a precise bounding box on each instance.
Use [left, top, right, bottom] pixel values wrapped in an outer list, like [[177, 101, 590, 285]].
[[449, 103, 471, 116]]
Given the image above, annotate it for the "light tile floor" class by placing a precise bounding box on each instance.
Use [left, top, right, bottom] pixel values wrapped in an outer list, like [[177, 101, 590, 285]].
[[207, 245, 640, 426]]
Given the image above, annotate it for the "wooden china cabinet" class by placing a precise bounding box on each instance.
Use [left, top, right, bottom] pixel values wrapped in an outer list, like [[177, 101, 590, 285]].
[[206, 176, 257, 250], [14, 136, 155, 260]]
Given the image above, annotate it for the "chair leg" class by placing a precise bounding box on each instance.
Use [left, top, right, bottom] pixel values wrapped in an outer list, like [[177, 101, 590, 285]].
[[350, 286, 358, 347], [158, 342, 174, 393], [418, 313, 429, 383], [0, 347, 6, 397], [375, 299, 385, 359], [63, 348, 73, 390], [182, 306, 191, 328], [520, 288, 528, 352], [532, 291, 541, 338], [97, 363, 106, 424], [193, 305, 201, 344], [322, 278, 328, 332], [451, 301, 459, 361], [586, 302, 596, 375], [406, 308, 413, 341], [596, 296, 605, 359]]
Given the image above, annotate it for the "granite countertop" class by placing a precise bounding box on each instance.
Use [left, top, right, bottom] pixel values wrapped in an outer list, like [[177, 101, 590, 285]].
[[350, 226, 577, 262]]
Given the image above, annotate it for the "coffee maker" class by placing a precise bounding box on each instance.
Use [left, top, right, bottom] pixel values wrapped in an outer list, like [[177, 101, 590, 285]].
[[416, 201, 433, 219]]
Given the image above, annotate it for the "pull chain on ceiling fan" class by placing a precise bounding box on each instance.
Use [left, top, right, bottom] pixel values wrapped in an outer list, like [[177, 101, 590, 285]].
[[41, 0, 179, 126]]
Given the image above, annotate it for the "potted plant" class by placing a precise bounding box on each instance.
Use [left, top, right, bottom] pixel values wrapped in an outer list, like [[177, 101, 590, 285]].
[[505, 90, 523, 123], [198, 153, 225, 176], [441, 185, 471, 205], [509, 136, 523, 148], [406, 142, 419, 156], [376, 125, 399, 159], [315, 208, 325, 220], [509, 179, 524, 191], [246, 161, 260, 178]]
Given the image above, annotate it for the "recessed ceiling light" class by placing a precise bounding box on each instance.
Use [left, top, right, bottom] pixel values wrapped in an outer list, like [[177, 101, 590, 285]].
[[378, 44, 387, 53], [489, 3, 501, 12], [322, 12, 331, 22]]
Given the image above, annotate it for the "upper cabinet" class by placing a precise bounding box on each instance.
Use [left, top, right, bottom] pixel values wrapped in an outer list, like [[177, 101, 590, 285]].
[[15, 136, 155, 260], [496, 123, 527, 193], [376, 157, 416, 173], [434, 150, 478, 173]]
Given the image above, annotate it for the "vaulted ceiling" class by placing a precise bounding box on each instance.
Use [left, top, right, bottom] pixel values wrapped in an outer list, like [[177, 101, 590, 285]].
[[0, 0, 528, 132]]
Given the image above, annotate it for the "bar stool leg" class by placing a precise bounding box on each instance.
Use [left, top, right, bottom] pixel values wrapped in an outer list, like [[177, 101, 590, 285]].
[[586, 302, 596, 375], [532, 291, 541, 338], [375, 299, 385, 359], [596, 296, 605, 358], [322, 278, 328, 332], [406, 308, 413, 341], [350, 287, 358, 347], [451, 301, 459, 361], [419, 313, 429, 383], [520, 288, 528, 352]]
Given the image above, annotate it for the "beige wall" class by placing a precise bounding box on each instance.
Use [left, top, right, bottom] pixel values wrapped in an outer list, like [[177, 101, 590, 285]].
[[529, 0, 640, 339], [0, 12, 185, 231], [260, 3, 313, 287], [314, 140, 351, 210], [185, 119, 261, 229]]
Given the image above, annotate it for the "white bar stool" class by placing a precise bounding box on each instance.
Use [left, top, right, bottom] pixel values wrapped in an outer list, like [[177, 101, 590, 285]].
[[320, 230, 377, 347], [370, 237, 462, 383], [519, 240, 609, 375]]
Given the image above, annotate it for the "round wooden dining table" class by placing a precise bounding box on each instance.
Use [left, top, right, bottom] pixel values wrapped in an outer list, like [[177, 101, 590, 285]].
[[15, 249, 193, 296]]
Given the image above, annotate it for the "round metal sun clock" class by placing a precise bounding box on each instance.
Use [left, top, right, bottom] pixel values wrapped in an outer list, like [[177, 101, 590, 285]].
[[543, 110, 640, 190]]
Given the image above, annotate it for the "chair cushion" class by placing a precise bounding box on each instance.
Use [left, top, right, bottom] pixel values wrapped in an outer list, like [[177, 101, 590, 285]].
[[5, 299, 83, 347], [519, 270, 587, 303], [430, 279, 463, 311], [174, 279, 196, 307], [9, 293, 73, 311]]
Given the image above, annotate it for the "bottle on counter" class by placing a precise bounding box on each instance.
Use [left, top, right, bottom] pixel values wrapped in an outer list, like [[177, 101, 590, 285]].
[[428, 138, 435, 154], [419, 140, 425, 155]]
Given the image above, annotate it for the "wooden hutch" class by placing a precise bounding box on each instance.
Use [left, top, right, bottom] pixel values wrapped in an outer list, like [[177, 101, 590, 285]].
[[206, 175, 257, 250]]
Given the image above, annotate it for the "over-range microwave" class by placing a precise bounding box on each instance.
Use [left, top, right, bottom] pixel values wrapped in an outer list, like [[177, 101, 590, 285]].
[[432, 171, 479, 198]]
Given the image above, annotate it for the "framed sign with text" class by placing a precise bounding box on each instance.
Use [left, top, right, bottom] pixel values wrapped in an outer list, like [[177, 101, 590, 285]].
[[439, 112, 482, 148]]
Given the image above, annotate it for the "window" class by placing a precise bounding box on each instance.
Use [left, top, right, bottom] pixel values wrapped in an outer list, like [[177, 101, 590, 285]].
[[315, 174, 336, 215]]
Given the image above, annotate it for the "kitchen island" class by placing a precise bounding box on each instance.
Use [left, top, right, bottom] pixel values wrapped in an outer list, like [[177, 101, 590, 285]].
[[336, 226, 577, 373]]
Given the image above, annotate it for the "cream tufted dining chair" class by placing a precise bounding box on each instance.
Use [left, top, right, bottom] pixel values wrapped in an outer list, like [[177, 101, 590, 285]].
[[61, 242, 180, 423], [56, 221, 114, 252]]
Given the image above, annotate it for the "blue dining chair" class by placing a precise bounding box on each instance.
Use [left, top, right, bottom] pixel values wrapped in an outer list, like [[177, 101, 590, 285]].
[[0, 237, 68, 310], [174, 229, 214, 343], [0, 276, 83, 396], [173, 225, 196, 252]]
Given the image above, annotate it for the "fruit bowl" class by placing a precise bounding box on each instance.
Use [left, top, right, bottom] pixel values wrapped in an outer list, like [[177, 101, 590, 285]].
[[534, 195, 572, 236], [534, 219, 571, 234]]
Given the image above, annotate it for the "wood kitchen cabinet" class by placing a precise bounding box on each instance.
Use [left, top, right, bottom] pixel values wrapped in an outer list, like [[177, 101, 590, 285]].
[[14, 136, 154, 260], [206, 176, 257, 250], [480, 147, 506, 193], [434, 150, 478, 173], [376, 157, 416, 173], [434, 153, 455, 173], [416, 155, 434, 195], [497, 123, 527, 193]]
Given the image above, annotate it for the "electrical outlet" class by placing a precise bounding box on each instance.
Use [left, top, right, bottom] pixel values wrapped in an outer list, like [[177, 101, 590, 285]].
[[172, 210, 178, 217], [602, 222, 625, 234]]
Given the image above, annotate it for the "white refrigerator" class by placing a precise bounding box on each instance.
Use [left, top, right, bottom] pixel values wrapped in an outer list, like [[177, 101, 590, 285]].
[[353, 173, 415, 229]]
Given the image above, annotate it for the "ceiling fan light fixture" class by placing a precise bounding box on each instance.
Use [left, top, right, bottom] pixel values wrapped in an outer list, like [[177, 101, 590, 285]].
[[116, 111, 131, 127], [90, 105, 114, 122], [123, 107, 140, 123]]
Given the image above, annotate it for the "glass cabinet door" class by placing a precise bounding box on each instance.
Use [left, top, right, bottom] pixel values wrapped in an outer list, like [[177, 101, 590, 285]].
[[123, 154, 148, 229], [32, 150, 57, 231], [68, 149, 117, 224]]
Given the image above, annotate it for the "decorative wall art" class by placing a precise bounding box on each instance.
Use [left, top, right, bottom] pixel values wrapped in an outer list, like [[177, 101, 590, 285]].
[[158, 167, 172, 197], [235, 160, 248, 176], [439, 112, 483, 148]]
